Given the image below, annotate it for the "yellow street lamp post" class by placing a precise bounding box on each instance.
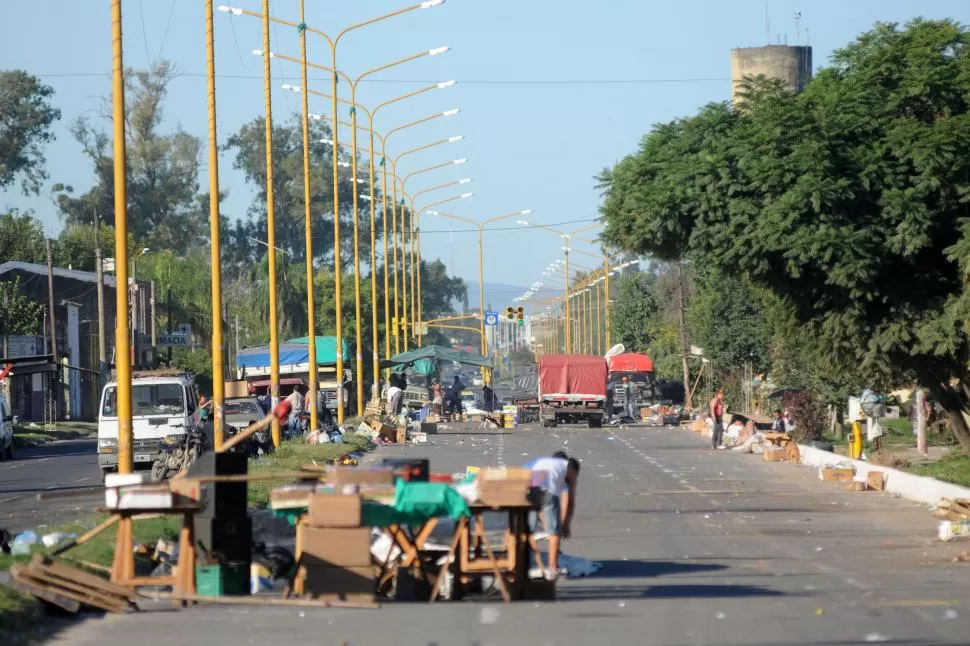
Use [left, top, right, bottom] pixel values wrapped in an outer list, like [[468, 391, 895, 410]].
[[424, 209, 533, 362], [221, 0, 449, 424], [206, 0, 226, 448], [384, 126, 463, 348], [266, 48, 458, 387], [111, 0, 132, 478], [407, 192, 474, 343], [259, 2, 282, 447]]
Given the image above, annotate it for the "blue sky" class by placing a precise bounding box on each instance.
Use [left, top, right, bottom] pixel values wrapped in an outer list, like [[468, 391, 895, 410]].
[[2, 0, 967, 303]]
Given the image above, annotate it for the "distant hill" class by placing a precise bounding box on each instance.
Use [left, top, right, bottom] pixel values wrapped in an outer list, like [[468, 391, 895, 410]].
[[464, 281, 530, 312]]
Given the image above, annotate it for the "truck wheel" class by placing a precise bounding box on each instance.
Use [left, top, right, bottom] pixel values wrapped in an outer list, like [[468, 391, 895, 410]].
[[588, 417, 602, 428]]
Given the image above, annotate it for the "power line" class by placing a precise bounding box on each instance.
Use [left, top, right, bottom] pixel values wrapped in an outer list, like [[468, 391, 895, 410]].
[[31, 71, 731, 86], [417, 217, 602, 235]]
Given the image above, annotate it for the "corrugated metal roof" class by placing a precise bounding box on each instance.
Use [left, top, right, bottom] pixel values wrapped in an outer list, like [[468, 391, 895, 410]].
[[0, 260, 117, 288]]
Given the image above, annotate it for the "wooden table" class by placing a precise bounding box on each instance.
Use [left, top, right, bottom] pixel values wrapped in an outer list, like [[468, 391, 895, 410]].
[[432, 502, 536, 603], [105, 506, 201, 602]]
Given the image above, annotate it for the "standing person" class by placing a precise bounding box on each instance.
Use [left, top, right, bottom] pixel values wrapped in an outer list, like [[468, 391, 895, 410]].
[[482, 380, 495, 413], [605, 379, 615, 423], [529, 451, 581, 580], [770, 409, 784, 432], [710, 389, 726, 449], [386, 375, 403, 415], [431, 380, 443, 416], [622, 376, 638, 421]]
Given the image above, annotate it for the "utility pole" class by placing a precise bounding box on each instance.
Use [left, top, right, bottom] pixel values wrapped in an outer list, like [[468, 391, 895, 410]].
[[916, 386, 928, 457], [94, 215, 107, 380], [150, 281, 157, 369], [45, 238, 59, 421], [166, 288, 173, 365], [675, 263, 692, 410], [234, 313, 240, 376], [46, 239, 57, 363]]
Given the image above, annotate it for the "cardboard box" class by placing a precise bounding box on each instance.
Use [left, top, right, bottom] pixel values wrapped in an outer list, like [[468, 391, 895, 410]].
[[691, 418, 707, 434], [309, 493, 362, 528], [867, 471, 885, 491], [763, 446, 787, 462], [106, 484, 174, 510], [169, 477, 203, 504], [326, 468, 395, 487], [300, 565, 374, 599], [396, 426, 407, 444], [224, 380, 250, 398], [300, 527, 372, 567], [410, 432, 428, 444], [819, 467, 855, 482], [846, 481, 868, 491], [421, 422, 438, 435], [482, 467, 532, 481]]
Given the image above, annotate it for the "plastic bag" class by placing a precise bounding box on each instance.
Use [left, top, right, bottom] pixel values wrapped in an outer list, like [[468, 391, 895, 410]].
[[11, 531, 39, 555], [41, 532, 78, 549]]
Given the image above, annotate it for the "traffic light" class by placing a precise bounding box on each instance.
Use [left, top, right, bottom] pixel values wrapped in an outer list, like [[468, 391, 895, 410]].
[[506, 306, 514, 320], [516, 306, 524, 326]]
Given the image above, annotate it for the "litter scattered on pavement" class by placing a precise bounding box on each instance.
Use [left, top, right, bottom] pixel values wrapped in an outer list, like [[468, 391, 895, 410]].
[[864, 634, 890, 643]]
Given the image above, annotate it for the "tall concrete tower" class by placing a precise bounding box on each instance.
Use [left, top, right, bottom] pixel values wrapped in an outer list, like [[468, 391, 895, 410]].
[[730, 45, 812, 104]]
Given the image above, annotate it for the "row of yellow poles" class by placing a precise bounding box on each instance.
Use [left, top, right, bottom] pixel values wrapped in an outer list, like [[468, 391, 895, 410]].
[[111, 0, 454, 485], [225, 2, 460, 428]]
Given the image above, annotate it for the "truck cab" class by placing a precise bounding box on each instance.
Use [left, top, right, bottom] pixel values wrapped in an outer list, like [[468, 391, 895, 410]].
[[97, 371, 199, 479]]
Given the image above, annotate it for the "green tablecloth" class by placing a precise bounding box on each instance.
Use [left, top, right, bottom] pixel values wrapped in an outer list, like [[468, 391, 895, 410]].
[[273, 480, 471, 527]]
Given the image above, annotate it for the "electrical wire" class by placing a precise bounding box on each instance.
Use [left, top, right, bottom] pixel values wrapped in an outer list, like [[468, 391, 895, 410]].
[[137, 0, 152, 63], [416, 217, 601, 235], [156, 0, 178, 60], [31, 72, 731, 86]]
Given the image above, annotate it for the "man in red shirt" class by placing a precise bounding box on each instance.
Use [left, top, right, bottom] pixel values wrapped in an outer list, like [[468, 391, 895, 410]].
[[710, 389, 726, 449]]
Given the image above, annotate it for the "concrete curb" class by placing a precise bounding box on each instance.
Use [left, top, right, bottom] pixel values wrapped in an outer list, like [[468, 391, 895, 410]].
[[796, 444, 970, 506]]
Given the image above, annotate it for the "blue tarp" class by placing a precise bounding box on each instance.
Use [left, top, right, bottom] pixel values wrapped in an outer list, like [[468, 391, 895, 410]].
[[237, 336, 350, 368]]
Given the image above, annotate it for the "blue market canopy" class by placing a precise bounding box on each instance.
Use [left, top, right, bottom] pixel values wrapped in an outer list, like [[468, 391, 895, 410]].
[[389, 345, 491, 368], [237, 336, 349, 369]]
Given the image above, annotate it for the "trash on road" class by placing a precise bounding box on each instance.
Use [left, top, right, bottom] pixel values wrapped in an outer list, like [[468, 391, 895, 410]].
[[10, 530, 39, 555]]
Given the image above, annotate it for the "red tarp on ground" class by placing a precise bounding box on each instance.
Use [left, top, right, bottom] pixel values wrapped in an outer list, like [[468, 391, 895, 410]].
[[538, 355, 608, 397], [608, 353, 654, 373]]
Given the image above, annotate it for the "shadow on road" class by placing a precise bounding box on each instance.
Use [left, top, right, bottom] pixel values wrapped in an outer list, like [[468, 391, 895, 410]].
[[558, 583, 787, 601], [588, 559, 727, 578], [0, 483, 102, 495]]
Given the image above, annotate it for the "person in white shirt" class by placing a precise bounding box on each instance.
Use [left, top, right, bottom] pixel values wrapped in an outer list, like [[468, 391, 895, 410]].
[[530, 451, 581, 579], [385, 376, 403, 414]]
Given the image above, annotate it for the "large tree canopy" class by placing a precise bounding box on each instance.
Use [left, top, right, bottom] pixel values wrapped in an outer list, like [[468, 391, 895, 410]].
[[599, 19, 970, 448], [55, 61, 208, 249], [0, 70, 60, 195], [224, 115, 381, 267]]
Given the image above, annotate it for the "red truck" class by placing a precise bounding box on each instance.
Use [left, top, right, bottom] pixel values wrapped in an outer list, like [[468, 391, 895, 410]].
[[538, 354, 608, 428]]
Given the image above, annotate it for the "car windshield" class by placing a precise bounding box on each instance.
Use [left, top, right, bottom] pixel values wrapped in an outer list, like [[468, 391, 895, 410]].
[[102, 384, 185, 418], [224, 400, 263, 416]]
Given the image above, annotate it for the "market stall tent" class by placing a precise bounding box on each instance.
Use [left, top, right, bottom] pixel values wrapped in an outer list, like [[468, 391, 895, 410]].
[[236, 336, 350, 373], [389, 345, 491, 368]]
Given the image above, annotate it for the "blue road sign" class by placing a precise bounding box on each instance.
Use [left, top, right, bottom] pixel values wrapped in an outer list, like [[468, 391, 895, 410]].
[[484, 311, 499, 326]]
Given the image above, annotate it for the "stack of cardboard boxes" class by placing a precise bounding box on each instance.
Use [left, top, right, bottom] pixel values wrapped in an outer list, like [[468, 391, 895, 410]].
[[297, 493, 374, 602]]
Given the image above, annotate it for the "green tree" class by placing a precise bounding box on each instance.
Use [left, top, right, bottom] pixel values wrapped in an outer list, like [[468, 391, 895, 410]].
[[600, 19, 970, 448], [0, 70, 60, 195], [0, 276, 44, 336], [609, 272, 659, 354], [0, 209, 45, 263], [688, 269, 770, 375], [54, 222, 115, 272], [55, 61, 207, 249], [224, 115, 381, 266]]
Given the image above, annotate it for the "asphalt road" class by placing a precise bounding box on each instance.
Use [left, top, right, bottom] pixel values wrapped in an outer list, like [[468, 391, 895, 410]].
[[41, 424, 970, 645], [0, 439, 102, 532]]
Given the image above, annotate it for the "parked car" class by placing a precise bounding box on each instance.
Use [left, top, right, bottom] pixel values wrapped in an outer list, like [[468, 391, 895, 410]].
[[0, 395, 16, 460]]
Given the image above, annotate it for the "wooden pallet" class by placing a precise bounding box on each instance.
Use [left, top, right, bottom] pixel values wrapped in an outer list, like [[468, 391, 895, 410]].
[[6, 555, 136, 614]]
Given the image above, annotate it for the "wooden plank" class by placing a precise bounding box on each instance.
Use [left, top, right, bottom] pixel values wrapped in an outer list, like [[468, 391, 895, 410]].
[[12, 567, 128, 614], [5, 568, 81, 613], [17, 567, 130, 613], [33, 555, 137, 601]]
